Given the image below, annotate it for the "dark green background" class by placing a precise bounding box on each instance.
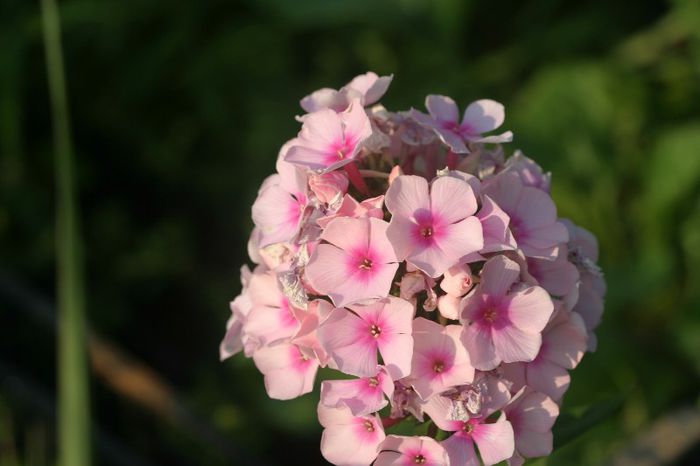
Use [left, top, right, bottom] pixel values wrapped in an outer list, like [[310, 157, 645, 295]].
[[2, 0, 700, 464]]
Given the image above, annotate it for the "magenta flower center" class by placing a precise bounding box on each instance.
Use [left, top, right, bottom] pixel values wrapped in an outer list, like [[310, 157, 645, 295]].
[[363, 420, 375, 432], [420, 225, 433, 237], [414, 454, 427, 464], [463, 422, 475, 434], [483, 307, 498, 322], [359, 258, 373, 270], [433, 361, 445, 373], [368, 377, 379, 387], [369, 324, 382, 338]]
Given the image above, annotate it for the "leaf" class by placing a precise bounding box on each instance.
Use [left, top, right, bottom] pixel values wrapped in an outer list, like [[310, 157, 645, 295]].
[[553, 392, 628, 449]]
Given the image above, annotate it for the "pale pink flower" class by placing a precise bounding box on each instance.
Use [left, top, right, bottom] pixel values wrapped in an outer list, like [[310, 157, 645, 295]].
[[409, 317, 474, 400], [477, 195, 517, 254], [220, 265, 253, 361], [503, 150, 551, 192], [318, 404, 386, 466], [562, 219, 605, 351], [375, 435, 450, 466], [501, 311, 588, 401], [310, 171, 349, 204], [320, 367, 394, 416], [242, 267, 300, 355], [300, 72, 393, 113], [316, 194, 384, 229], [423, 382, 514, 466], [252, 341, 318, 400], [251, 160, 308, 248], [437, 295, 461, 320], [286, 99, 373, 172], [306, 217, 398, 307], [291, 299, 334, 366], [526, 245, 580, 297], [503, 388, 559, 462], [318, 297, 414, 379], [460, 256, 554, 371], [411, 95, 513, 153], [482, 171, 568, 260], [385, 175, 483, 278]]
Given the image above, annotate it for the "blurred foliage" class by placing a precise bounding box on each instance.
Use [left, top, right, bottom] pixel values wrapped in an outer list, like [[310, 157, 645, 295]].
[[1, 0, 700, 465]]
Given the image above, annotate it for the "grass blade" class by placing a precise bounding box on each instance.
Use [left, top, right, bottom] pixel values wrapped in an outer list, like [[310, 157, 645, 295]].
[[39, 0, 91, 465]]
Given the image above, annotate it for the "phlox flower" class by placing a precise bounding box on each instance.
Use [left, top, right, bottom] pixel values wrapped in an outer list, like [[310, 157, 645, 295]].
[[242, 267, 301, 355], [375, 435, 450, 466], [503, 388, 559, 464], [251, 158, 308, 248], [286, 99, 373, 172], [252, 341, 318, 400], [318, 404, 386, 466], [411, 95, 513, 154], [503, 150, 551, 192], [423, 376, 514, 466], [306, 216, 398, 307], [220, 265, 252, 361], [482, 171, 568, 260], [318, 297, 414, 379], [460, 256, 554, 371], [385, 174, 483, 278], [526, 245, 580, 297], [409, 317, 475, 400], [501, 310, 588, 401], [320, 367, 394, 416], [301, 72, 393, 113]]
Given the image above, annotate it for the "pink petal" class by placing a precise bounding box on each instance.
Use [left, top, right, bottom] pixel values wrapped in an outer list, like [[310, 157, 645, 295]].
[[345, 72, 393, 106], [462, 322, 499, 371], [506, 286, 553, 334], [320, 376, 388, 416], [430, 175, 479, 225], [319, 405, 385, 466], [318, 308, 380, 377], [526, 360, 570, 401], [252, 343, 318, 400], [426, 95, 459, 123], [442, 433, 480, 466], [493, 324, 542, 363], [472, 416, 515, 466], [321, 217, 370, 252], [251, 184, 303, 247], [517, 429, 553, 458], [433, 127, 470, 153], [517, 392, 559, 433], [378, 333, 414, 380], [435, 216, 484, 266], [462, 99, 505, 135], [478, 195, 517, 253], [305, 244, 359, 307], [376, 435, 449, 466], [368, 217, 399, 263], [385, 175, 430, 219], [437, 294, 461, 320], [541, 315, 587, 370], [300, 87, 348, 113], [480, 255, 521, 297], [340, 99, 373, 149]]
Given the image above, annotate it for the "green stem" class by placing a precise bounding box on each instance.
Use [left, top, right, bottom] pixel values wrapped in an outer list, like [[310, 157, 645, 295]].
[[40, 0, 91, 465]]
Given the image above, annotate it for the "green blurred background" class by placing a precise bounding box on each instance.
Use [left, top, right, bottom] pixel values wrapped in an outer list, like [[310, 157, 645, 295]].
[[2, 0, 700, 464]]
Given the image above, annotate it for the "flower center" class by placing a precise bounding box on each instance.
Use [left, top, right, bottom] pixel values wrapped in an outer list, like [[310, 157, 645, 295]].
[[370, 324, 382, 338], [359, 258, 373, 270], [368, 377, 379, 387], [414, 455, 426, 464], [363, 420, 374, 432], [433, 361, 444, 373], [483, 307, 498, 322], [463, 422, 475, 434], [337, 148, 346, 159], [420, 226, 433, 237]]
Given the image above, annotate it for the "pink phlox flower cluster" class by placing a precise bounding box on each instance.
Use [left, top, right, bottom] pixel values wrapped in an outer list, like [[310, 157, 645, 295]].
[[221, 72, 606, 465]]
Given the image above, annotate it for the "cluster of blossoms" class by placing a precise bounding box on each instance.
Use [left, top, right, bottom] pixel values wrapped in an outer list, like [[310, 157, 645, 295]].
[[220, 72, 606, 466]]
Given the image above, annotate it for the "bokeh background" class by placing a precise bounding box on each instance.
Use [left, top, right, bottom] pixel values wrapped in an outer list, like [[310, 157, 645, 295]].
[[2, 0, 700, 465]]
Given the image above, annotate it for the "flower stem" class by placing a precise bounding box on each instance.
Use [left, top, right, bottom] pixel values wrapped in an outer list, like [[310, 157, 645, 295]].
[[40, 0, 92, 465]]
